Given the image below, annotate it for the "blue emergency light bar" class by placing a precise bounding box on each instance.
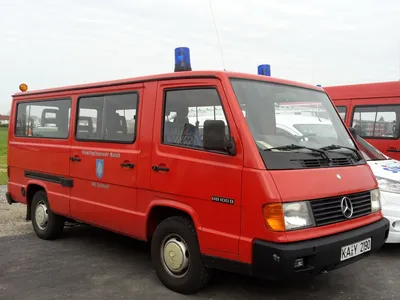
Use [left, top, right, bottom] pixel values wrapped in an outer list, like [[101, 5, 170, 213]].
[[258, 64, 271, 76], [316, 84, 322, 87], [174, 47, 192, 72]]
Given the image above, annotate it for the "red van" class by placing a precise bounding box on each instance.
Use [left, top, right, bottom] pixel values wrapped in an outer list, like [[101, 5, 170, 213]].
[[324, 81, 400, 160], [6, 49, 389, 294]]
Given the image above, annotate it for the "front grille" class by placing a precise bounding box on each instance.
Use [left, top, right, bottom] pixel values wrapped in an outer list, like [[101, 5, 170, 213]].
[[291, 157, 353, 168], [310, 191, 371, 226]]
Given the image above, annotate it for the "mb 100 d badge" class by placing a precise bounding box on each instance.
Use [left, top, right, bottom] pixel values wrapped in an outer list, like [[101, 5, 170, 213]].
[[212, 196, 234, 205]]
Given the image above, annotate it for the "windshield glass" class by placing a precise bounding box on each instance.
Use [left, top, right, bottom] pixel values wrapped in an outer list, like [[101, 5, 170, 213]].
[[230, 78, 362, 169], [355, 135, 387, 161], [292, 123, 338, 139], [230, 79, 355, 149]]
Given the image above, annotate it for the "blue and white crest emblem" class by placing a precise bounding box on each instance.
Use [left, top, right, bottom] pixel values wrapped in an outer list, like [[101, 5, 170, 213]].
[[96, 159, 104, 179]]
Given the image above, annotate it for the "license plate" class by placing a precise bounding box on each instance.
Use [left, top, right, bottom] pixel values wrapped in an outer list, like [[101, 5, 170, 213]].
[[340, 238, 371, 261]]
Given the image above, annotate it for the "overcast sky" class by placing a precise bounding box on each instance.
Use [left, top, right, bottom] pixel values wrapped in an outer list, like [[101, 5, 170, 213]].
[[0, 0, 399, 114]]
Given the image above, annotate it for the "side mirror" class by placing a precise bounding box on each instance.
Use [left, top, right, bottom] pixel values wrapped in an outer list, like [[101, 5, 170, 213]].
[[348, 127, 357, 138], [203, 120, 236, 155]]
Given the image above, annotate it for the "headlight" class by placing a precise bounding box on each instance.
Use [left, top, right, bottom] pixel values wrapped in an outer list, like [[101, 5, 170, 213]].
[[376, 176, 400, 194], [283, 202, 315, 230], [263, 201, 315, 231], [370, 188, 381, 213]]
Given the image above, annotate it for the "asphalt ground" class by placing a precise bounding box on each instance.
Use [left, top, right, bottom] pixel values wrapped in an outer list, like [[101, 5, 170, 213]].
[[1, 196, 400, 299]]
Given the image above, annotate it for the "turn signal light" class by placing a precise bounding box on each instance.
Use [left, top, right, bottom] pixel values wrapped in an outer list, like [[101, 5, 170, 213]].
[[262, 203, 285, 231]]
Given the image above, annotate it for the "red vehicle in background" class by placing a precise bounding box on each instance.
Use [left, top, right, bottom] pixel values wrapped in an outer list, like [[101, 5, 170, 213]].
[[6, 50, 389, 294], [324, 81, 400, 160]]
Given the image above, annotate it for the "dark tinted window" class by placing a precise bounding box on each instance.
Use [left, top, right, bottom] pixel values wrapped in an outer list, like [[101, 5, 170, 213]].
[[352, 105, 400, 139], [15, 99, 71, 139], [336, 106, 347, 120], [76, 92, 138, 143], [163, 88, 229, 150]]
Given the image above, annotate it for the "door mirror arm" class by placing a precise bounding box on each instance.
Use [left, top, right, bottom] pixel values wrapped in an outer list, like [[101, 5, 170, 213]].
[[226, 136, 236, 156], [348, 127, 358, 138]]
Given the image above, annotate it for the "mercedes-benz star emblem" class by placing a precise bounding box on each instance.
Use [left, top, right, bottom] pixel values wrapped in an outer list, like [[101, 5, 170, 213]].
[[337, 174, 342, 180], [340, 197, 354, 219]]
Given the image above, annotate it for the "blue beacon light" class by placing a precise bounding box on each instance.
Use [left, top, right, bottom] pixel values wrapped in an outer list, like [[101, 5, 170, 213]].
[[174, 47, 192, 72], [316, 84, 322, 87], [258, 64, 271, 76]]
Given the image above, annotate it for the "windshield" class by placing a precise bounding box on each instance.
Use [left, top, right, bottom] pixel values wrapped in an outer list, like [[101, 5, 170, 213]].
[[355, 135, 388, 161], [292, 124, 338, 139], [230, 78, 363, 169]]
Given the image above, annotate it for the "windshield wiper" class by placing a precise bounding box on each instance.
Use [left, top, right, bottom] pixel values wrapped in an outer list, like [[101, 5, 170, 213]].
[[264, 144, 332, 162], [319, 144, 362, 160]]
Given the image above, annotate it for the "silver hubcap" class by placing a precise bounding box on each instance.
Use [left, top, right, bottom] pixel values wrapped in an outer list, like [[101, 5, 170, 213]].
[[161, 234, 190, 278], [35, 201, 48, 230]]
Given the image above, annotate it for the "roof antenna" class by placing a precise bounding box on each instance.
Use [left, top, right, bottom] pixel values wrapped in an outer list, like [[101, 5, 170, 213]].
[[208, 0, 226, 71]]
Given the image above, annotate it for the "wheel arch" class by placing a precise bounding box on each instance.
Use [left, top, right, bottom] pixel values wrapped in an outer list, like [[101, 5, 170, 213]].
[[25, 182, 47, 221], [145, 200, 202, 242]]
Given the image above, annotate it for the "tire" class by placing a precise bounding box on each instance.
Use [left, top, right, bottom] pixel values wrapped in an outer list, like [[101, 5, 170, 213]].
[[31, 190, 64, 240], [150, 216, 211, 294]]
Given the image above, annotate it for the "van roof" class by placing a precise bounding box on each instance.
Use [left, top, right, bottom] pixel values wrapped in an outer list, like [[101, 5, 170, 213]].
[[13, 70, 323, 99], [324, 80, 400, 100]]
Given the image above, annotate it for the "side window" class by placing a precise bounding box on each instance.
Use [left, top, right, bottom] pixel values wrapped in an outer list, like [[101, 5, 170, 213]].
[[352, 105, 400, 139], [15, 98, 71, 139], [76, 92, 138, 143], [336, 106, 347, 121], [163, 88, 230, 151]]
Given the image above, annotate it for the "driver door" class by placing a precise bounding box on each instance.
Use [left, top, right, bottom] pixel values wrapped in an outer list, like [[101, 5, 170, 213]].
[[149, 79, 244, 255]]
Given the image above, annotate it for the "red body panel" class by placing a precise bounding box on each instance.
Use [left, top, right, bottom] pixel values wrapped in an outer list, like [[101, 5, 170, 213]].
[[7, 71, 381, 266], [325, 81, 400, 160], [271, 164, 376, 202], [68, 84, 143, 238]]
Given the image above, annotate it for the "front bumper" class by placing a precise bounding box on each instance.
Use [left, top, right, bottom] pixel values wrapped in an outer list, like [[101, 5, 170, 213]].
[[252, 218, 389, 280], [5, 192, 16, 205], [381, 191, 400, 243]]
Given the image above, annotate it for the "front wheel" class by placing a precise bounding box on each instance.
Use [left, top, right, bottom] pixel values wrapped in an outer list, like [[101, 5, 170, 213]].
[[31, 190, 64, 240], [150, 216, 211, 294]]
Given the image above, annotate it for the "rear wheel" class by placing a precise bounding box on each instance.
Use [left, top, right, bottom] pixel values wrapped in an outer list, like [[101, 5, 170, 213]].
[[150, 216, 211, 294], [31, 190, 64, 240]]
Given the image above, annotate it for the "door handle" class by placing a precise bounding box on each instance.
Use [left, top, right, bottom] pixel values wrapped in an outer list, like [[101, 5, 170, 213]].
[[70, 156, 81, 162], [120, 162, 135, 169], [152, 165, 169, 172], [387, 148, 400, 153]]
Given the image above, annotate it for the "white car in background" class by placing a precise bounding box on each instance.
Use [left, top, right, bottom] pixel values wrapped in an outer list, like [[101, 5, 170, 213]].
[[356, 135, 400, 243], [275, 114, 337, 140]]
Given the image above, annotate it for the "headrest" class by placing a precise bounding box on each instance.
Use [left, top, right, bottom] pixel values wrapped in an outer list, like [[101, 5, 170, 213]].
[[106, 113, 127, 134], [41, 108, 59, 126], [118, 115, 127, 134], [78, 116, 93, 125], [166, 105, 188, 116], [77, 116, 93, 133]]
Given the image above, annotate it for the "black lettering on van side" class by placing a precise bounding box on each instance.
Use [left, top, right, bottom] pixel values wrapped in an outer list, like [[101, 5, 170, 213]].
[[211, 196, 234, 205]]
